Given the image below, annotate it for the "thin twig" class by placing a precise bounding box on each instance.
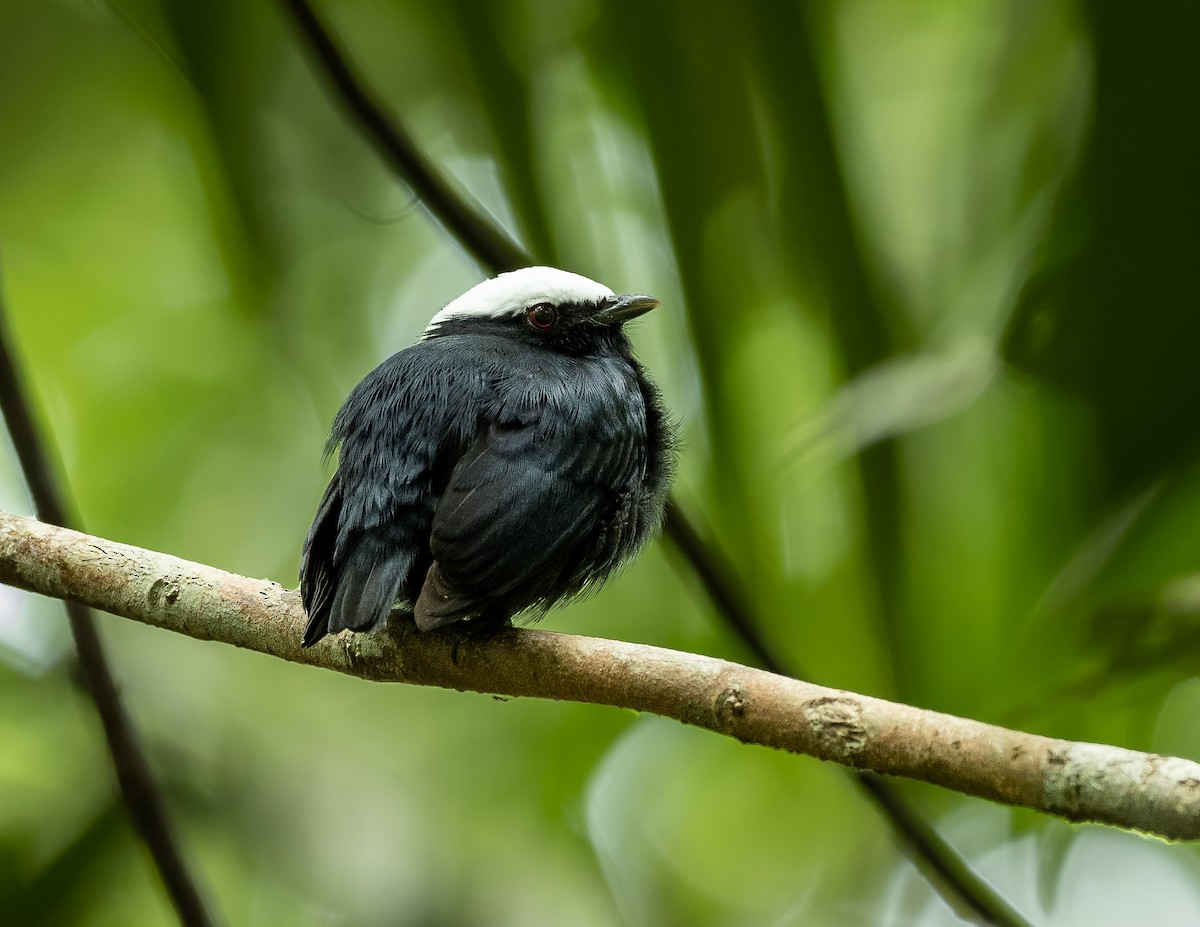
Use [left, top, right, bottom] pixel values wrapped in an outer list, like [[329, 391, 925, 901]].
[[276, 3, 1037, 924], [0, 278, 216, 927], [279, 0, 527, 273], [662, 499, 781, 670], [663, 502, 1032, 926], [3, 510, 1199, 846]]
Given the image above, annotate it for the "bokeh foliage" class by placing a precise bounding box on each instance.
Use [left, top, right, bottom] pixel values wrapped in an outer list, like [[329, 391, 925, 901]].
[[2, 0, 1200, 924]]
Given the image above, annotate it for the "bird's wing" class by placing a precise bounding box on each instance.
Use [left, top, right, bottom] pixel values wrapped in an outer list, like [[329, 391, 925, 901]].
[[418, 394, 643, 629], [300, 345, 478, 644]]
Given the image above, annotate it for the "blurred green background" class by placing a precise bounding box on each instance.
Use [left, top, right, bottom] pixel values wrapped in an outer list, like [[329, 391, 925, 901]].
[[2, 0, 1200, 923]]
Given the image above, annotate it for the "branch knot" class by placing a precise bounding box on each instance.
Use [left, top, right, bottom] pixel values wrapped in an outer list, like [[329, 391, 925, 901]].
[[804, 696, 868, 761]]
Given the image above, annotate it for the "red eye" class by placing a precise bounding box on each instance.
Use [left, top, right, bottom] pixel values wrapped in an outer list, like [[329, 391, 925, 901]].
[[526, 303, 558, 330]]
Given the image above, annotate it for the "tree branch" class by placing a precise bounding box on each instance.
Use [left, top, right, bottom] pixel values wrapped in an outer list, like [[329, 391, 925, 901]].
[[0, 283, 216, 926], [3, 509, 1198, 843]]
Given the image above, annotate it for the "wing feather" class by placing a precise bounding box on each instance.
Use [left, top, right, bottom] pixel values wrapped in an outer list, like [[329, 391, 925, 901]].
[[417, 397, 638, 627], [300, 343, 481, 645]]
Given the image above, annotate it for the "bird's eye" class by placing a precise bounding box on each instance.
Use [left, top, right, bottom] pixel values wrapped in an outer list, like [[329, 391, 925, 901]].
[[526, 303, 558, 330]]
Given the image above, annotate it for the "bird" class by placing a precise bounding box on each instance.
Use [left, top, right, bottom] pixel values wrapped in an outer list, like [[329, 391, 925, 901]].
[[299, 266, 675, 647]]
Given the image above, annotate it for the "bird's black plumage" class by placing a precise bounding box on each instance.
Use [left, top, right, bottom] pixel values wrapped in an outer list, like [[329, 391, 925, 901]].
[[300, 267, 674, 646]]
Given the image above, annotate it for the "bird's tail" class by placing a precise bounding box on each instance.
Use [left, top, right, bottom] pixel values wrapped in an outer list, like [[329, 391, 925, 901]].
[[323, 535, 408, 640], [300, 477, 342, 647], [300, 478, 410, 647]]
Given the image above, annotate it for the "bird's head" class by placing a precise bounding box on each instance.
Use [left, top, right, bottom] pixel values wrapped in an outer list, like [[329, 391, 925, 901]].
[[422, 267, 660, 355]]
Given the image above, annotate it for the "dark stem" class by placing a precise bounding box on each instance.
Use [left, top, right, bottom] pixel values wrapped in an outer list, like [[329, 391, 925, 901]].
[[856, 773, 1027, 927], [279, 0, 529, 274], [0, 276, 217, 927], [664, 502, 1032, 927], [276, 3, 1034, 925]]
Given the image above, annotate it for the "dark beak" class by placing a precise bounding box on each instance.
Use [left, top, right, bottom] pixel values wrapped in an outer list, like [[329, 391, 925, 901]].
[[593, 293, 661, 325]]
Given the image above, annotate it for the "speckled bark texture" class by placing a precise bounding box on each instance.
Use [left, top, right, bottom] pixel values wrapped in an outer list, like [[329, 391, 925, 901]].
[[1, 510, 1198, 841]]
